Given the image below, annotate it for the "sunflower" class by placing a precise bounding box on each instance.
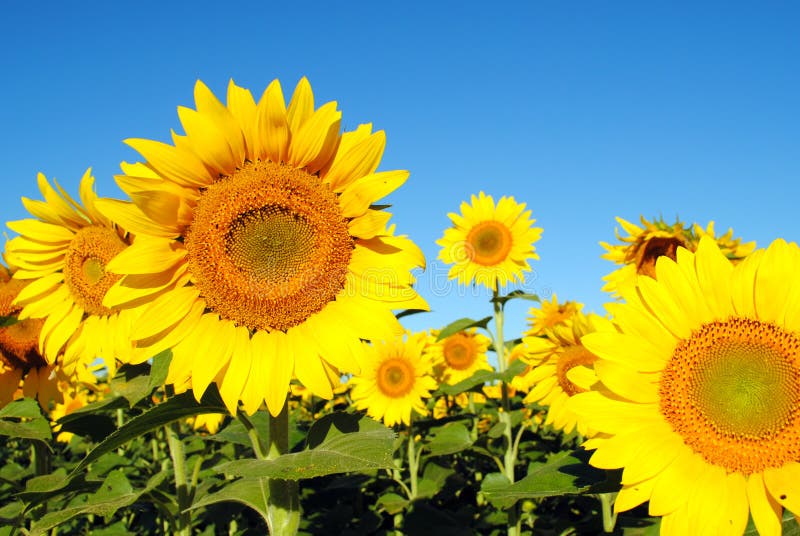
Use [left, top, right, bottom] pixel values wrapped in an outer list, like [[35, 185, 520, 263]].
[[601, 216, 754, 297], [522, 299, 611, 436], [5, 170, 133, 375], [0, 263, 63, 409], [349, 332, 437, 426], [426, 328, 493, 385], [527, 294, 582, 336], [570, 237, 800, 534], [96, 78, 427, 416], [437, 192, 542, 291]]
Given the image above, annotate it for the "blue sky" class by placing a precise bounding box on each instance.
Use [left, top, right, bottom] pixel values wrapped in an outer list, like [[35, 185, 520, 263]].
[[1, 1, 798, 341]]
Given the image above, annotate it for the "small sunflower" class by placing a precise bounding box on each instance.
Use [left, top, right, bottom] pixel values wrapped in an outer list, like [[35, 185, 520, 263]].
[[0, 264, 63, 409], [5, 170, 133, 374], [601, 216, 754, 297], [349, 332, 436, 426], [527, 294, 582, 336], [522, 299, 611, 436], [427, 328, 493, 385], [437, 192, 542, 291], [97, 78, 427, 417], [571, 237, 800, 534]]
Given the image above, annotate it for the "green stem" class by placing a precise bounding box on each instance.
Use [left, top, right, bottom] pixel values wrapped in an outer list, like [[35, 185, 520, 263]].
[[493, 289, 520, 536], [166, 423, 192, 536], [266, 404, 301, 536], [598, 492, 619, 533], [407, 415, 419, 500]]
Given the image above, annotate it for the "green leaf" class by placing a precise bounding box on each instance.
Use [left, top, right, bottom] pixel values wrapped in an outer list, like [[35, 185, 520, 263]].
[[217, 412, 395, 480], [146, 349, 172, 393], [436, 359, 528, 396], [424, 423, 473, 457], [70, 390, 227, 476], [436, 316, 493, 341], [188, 477, 269, 525], [28, 471, 153, 536], [0, 500, 24, 525], [0, 399, 51, 441], [209, 410, 270, 449], [376, 492, 408, 515], [481, 451, 609, 508], [396, 309, 428, 320], [492, 289, 540, 307]]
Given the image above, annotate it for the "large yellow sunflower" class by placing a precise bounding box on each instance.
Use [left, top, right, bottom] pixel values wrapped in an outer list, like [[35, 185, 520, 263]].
[[5, 170, 133, 375], [601, 216, 754, 297], [437, 192, 542, 291], [571, 237, 800, 534], [96, 78, 428, 416], [349, 332, 437, 426], [522, 298, 612, 436], [426, 328, 493, 385]]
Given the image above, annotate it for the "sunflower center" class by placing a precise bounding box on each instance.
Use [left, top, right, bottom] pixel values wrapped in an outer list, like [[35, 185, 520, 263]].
[[465, 221, 513, 266], [443, 335, 477, 370], [63, 226, 127, 316], [377, 358, 415, 398], [660, 318, 800, 474], [186, 161, 353, 332], [635, 236, 686, 279], [0, 318, 47, 370], [556, 346, 598, 396]]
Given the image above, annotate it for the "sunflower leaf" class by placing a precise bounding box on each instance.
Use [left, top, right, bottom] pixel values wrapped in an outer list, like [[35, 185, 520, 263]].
[[187, 477, 270, 525], [436, 316, 493, 341], [435, 359, 528, 396], [217, 412, 395, 480], [481, 450, 610, 508], [69, 390, 227, 476], [0, 399, 52, 441], [424, 423, 473, 457]]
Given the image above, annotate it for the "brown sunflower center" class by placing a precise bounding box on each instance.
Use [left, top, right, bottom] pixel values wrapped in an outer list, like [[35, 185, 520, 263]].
[[465, 221, 513, 266], [443, 334, 478, 370], [63, 226, 127, 316], [660, 318, 800, 474], [0, 318, 47, 370], [377, 358, 415, 398], [556, 346, 598, 396], [635, 236, 686, 279], [186, 160, 353, 332]]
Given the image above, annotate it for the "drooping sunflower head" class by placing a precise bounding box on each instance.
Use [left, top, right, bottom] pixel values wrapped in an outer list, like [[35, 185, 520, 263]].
[[349, 332, 437, 426], [426, 328, 493, 385], [601, 215, 754, 297], [97, 78, 428, 416], [437, 192, 542, 291], [572, 237, 800, 534], [5, 170, 133, 373], [522, 307, 611, 436]]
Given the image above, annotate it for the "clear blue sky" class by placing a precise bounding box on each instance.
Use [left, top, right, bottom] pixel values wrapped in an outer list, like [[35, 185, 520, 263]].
[[1, 1, 798, 342]]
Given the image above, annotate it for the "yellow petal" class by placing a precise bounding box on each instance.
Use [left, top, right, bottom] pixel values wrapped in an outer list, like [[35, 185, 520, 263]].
[[287, 76, 314, 133], [256, 79, 289, 163], [194, 80, 246, 165], [7, 219, 75, 243], [13, 273, 63, 305], [125, 138, 214, 188], [226, 79, 258, 160], [347, 209, 392, 239], [177, 106, 238, 175], [191, 318, 236, 401], [764, 462, 800, 516], [324, 130, 386, 192], [338, 170, 409, 218], [94, 198, 180, 238], [289, 324, 332, 400], [593, 361, 659, 403], [106, 238, 186, 275], [614, 478, 655, 513], [131, 286, 200, 341], [263, 330, 294, 417], [747, 472, 783, 536]]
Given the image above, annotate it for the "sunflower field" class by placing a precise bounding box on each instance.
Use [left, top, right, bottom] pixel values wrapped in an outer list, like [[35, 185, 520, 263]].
[[0, 78, 799, 536]]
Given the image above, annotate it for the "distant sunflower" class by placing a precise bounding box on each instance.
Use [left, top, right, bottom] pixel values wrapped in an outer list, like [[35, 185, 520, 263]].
[[5, 170, 133, 374], [601, 216, 754, 297], [427, 328, 493, 385], [350, 333, 436, 426], [437, 192, 542, 291], [0, 265, 62, 409], [522, 299, 611, 436], [527, 294, 582, 336], [97, 78, 427, 416], [571, 237, 800, 534]]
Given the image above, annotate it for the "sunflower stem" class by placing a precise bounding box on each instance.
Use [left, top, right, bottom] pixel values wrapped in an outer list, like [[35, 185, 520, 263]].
[[165, 423, 192, 536], [493, 289, 520, 536], [407, 415, 419, 500], [598, 492, 618, 533], [265, 404, 301, 536]]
